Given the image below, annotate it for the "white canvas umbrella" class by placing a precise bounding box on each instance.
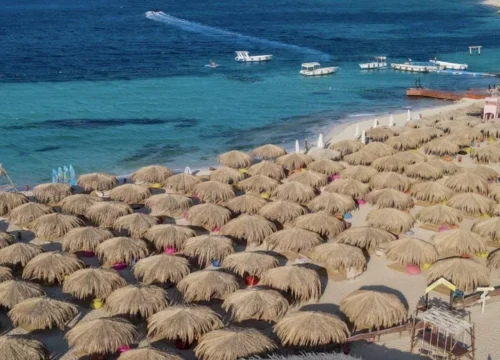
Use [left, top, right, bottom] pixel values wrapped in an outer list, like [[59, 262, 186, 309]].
[[184, 167, 192, 175], [354, 124, 360, 139], [389, 114, 394, 127], [317, 133, 325, 149], [407, 109, 411, 122], [361, 130, 366, 144], [295, 140, 300, 153], [373, 118, 378, 128]]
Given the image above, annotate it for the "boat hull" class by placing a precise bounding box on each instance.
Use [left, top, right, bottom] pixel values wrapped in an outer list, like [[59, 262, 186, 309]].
[[235, 55, 273, 62], [359, 62, 387, 69], [429, 60, 468, 70], [300, 67, 337, 76], [391, 63, 437, 73]]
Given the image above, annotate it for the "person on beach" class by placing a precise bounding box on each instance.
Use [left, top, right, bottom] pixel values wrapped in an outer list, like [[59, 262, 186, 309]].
[[304, 138, 309, 152]]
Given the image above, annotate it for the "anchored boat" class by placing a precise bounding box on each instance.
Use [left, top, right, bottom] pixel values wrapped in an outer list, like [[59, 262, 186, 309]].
[[235, 51, 272, 62], [359, 56, 387, 70], [429, 58, 468, 70], [300, 62, 338, 76], [391, 61, 437, 73]]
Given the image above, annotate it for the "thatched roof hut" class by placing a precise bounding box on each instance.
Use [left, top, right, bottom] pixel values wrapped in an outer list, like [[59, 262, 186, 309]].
[[193, 181, 235, 204], [131, 165, 172, 184], [248, 161, 286, 180], [324, 178, 370, 198], [210, 167, 246, 184], [163, 173, 201, 194], [0, 335, 49, 360], [195, 328, 276, 360], [385, 134, 420, 151], [238, 175, 280, 194], [0, 243, 43, 267], [329, 139, 364, 157], [426, 159, 459, 175], [310, 242, 366, 271], [343, 150, 377, 166], [472, 217, 500, 243], [33, 183, 72, 204], [369, 172, 411, 192], [109, 184, 151, 204], [225, 194, 267, 215], [367, 127, 394, 142], [427, 257, 490, 291], [308, 192, 356, 215], [177, 269, 239, 302], [274, 311, 349, 346], [416, 205, 463, 225], [308, 149, 341, 161], [445, 172, 488, 195], [183, 235, 234, 267], [0, 265, 13, 282], [365, 188, 414, 210], [393, 151, 427, 164], [113, 213, 158, 238], [251, 144, 287, 160], [9, 297, 78, 330], [340, 290, 407, 331], [60, 194, 101, 216], [0, 232, 14, 249], [410, 181, 454, 203], [218, 150, 253, 169], [220, 215, 276, 246], [371, 155, 406, 172], [340, 166, 377, 183], [118, 347, 182, 360], [86, 201, 133, 228], [186, 203, 231, 230], [144, 224, 196, 251], [104, 284, 168, 318], [259, 200, 306, 223], [65, 317, 136, 355], [265, 228, 322, 253], [448, 193, 494, 216], [22, 251, 83, 284], [147, 305, 223, 343], [423, 138, 459, 156], [293, 212, 345, 238], [336, 227, 395, 251], [62, 226, 113, 253], [96, 237, 149, 265], [77, 172, 117, 192], [405, 162, 443, 180], [487, 250, 500, 270], [366, 208, 415, 233], [288, 170, 328, 188], [307, 159, 345, 175], [385, 237, 437, 265], [221, 251, 279, 277], [272, 182, 316, 205], [133, 254, 190, 285], [259, 265, 321, 302], [275, 153, 313, 170], [145, 193, 192, 217], [7, 202, 53, 228], [63, 268, 126, 299], [0, 191, 28, 216], [223, 288, 288, 322], [432, 229, 487, 256], [0, 280, 45, 309], [31, 213, 83, 241]]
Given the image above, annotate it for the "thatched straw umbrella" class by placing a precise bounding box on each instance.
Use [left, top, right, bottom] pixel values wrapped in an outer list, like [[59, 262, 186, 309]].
[[193, 181, 235, 204], [336, 227, 395, 251], [308, 192, 356, 215], [472, 217, 500, 243], [329, 139, 364, 157], [393, 151, 427, 164], [104, 284, 168, 318], [31, 213, 83, 241], [308, 148, 341, 161], [490, 184, 500, 202], [423, 138, 459, 156], [385, 134, 420, 151], [293, 212, 345, 238], [0, 231, 14, 249], [259, 200, 306, 223], [432, 229, 487, 256], [369, 172, 411, 192], [0, 335, 48, 360], [225, 194, 267, 215], [163, 173, 201, 194], [265, 228, 322, 253], [491, 204, 500, 217], [445, 172, 488, 194], [307, 159, 345, 175], [62, 226, 113, 253], [210, 167, 246, 184], [33, 183, 72, 204], [0, 265, 13, 282], [416, 205, 463, 226], [248, 161, 285, 180], [222, 252, 279, 278], [96, 237, 149, 265], [22, 251, 83, 284], [275, 153, 313, 170], [8, 202, 53, 228], [145, 194, 192, 217], [411, 127, 444, 143], [77, 172, 117, 192], [0, 243, 43, 267], [274, 311, 349, 346], [133, 254, 190, 285], [113, 213, 158, 238], [109, 184, 151, 204], [366, 208, 415, 233], [323, 178, 369, 199], [259, 265, 321, 302], [447, 193, 494, 216], [365, 189, 414, 210], [427, 257, 489, 291], [118, 347, 182, 360], [63, 268, 126, 299], [60, 194, 101, 216], [405, 162, 443, 180], [364, 142, 396, 157], [131, 165, 173, 184], [272, 182, 316, 205], [487, 250, 500, 270], [218, 150, 253, 169], [220, 215, 276, 246], [223, 288, 288, 322], [406, 118, 436, 128], [310, 243, 366, 271], [445, 133, 472, 147], [367, 127, 394, 142], [9, 297, 78, 330], [371, 155, 406, 172], [0, 191, 28, 216], [475, 121, 500, 138], [426, 159, 459, 175], [144, 224, 196, 251], [65, 317, 136, 355], [288, 170, 328, 188], [86, 201, 133, 228], [0, 280, 45, 309], [195, 328, 276, 360], [251, 144, 287, 160], [448, 126, 482, 140], [186, 203, 231, 230], [238, 175, 280, 194], [340, 290, 407, 331], [465, 166, 498, 182], [385, 237, 437, 266], [343, 150, 377, 166], [183, 235, 234, 267], [177, 269, 239, 302], [340, 166, 377, 183], [410, 182, 454, 203]]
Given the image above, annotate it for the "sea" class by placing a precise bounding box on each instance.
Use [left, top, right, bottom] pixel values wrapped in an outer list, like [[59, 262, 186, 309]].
[[1, 0, 499, 186]]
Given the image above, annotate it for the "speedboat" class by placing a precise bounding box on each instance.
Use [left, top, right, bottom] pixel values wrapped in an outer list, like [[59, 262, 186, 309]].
[[359, 56, 387, 69], [235, 51, 272, 62], [300, 62, 338, 76], [429, 58, 468, 70]]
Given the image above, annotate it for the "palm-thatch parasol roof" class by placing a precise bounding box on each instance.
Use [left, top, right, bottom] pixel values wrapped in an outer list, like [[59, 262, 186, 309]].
[[251, 144, 287, 160], [113, 213, 158, 238], [186, 203, 231, 230], [133, 254, 190, 285], [62, 226, 113, 253], [96, 237, 149, 265], [193, 181, 235, 204], [195, 328, 276, 360], [265, 228, 322, 253], [340, 290, 407, 331], [287, 170, 328, 188], [293, 212, 345, 238], [445, 172, 488, 194], [432, 229, 487, 256], [220, 215, 276, 246], [60, 194, 101, 216], [307, 159, 345, 175], [472, 217, 500, 243], [411, 127, 444, 143], [308, 192, 356, 215], [475, 121, 500, 138], [259, 265, 321, 302], [416, 205, 463, 225], [109, 184, 151, 204], [221, 251, 279, 277], [209, 167, 246, 184], [77, 172, 118, 192], [177, 269, 239, 302], [447, 192, 494, 216], [343, 150, 377, 166], [385, 237, 437, 265], [448, 126, 482, 140], [163, 173, 201, 194], [9, 297, 78, 330], [218, 150, 253, 169], [445, 133, 473, 147], [487, 250, 500, 270], [423, 138, 459, 156], [410, 181, 454, 203], [0, 243, 43, 267], [63, 268, 126, 299], [365, 188, 414, 210], [329, 139, 364, 157], [274, 311, 349, 346], [144, 224, 196, 251], [371, 155, 406, 172], [336, 226, 395, 251], [145, 194, 193, 217], [31, 213, 83, 241], [393, 151, 427, 164], [491, 204, 500, 217], [259, 200, 306, 223], [223, 288, 288, 322], [104, 284, 168, 318], [323, 178, 370, 198], [369, 172, 411, 192], [22, 251, 83, 284], [238, 175, 280, 194], [65, 317, 136, 355], [0, 191, 28, 216], [275, 153, 313, 170], [86, 201, 133, 228], [0, 280, 45, 309], [464, 166, 498, 182], [406, 118, 435, 128], [225, 194, 267, 215], [364, 142, 397, 157], [366, 208, 415, 233], [341, 166, 378, 183], [0, 231, 14, 249], [33, 183, 72, 204], [426, 159, 459, 175], [0, 335, 49, 360], [310, 242, 366, 271], [248, 161, 285, 180], [0, 265, 13, 282], [405, 162, 443, 180], [118, 347, 182, 360], [308, 148, 341, 161], [489, 184, 500, 202], [8, 202, 54, 228], [131, 165, 173, 184], [183, 235, 234, 267], [385, 134, 420, 151], [366, 127, 394, 142], [272, 182, 316, 205], [427, 257, 490, 291]]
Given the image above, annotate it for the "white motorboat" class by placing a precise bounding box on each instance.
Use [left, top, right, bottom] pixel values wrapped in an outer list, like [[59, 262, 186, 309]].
[[300, 62, 338, 76], [429, 58, 468, 70], [235, 51, 272, 62], [391, 62, 437, 73], [359, 56, 387, 69]]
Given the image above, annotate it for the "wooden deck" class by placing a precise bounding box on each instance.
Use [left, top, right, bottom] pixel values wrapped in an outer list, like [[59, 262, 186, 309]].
[[407, 88, 488, 101]]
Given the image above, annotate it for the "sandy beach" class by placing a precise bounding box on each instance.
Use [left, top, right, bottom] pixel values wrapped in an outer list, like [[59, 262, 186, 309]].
[[483, 0, 500, 8]]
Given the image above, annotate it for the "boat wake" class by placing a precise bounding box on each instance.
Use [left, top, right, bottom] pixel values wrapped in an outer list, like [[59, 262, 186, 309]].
[[145, 11, 329, 58]]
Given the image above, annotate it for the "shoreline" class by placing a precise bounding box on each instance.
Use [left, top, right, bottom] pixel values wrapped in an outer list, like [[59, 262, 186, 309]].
[[483, 0, 500, 8]]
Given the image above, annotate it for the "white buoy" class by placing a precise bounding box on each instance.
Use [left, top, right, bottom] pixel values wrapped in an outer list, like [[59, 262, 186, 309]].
[[361, 130, 366, 144], [184, 167, 192, 175], [407, 109, 411, 122], [389, 114, 394, 127], [373, 118, 378, 128], [354, 124, 360, 138], [317, 133, 325, 149], [295, 139, 300, 153]]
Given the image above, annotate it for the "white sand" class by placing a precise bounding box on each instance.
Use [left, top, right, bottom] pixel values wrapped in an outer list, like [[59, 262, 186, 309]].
[[483, 0, 500, 8]]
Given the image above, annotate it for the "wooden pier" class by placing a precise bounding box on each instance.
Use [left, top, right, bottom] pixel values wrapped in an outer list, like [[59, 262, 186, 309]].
[[407, 88, 488, 101]]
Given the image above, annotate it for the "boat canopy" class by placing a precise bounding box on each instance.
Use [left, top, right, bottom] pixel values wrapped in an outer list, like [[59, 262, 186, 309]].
[[301, 62, 321, 69], [375, 56, 387, 61]]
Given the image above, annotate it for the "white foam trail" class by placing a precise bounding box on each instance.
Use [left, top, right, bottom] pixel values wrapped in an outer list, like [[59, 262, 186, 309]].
[[145, 11, 329, 58]]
